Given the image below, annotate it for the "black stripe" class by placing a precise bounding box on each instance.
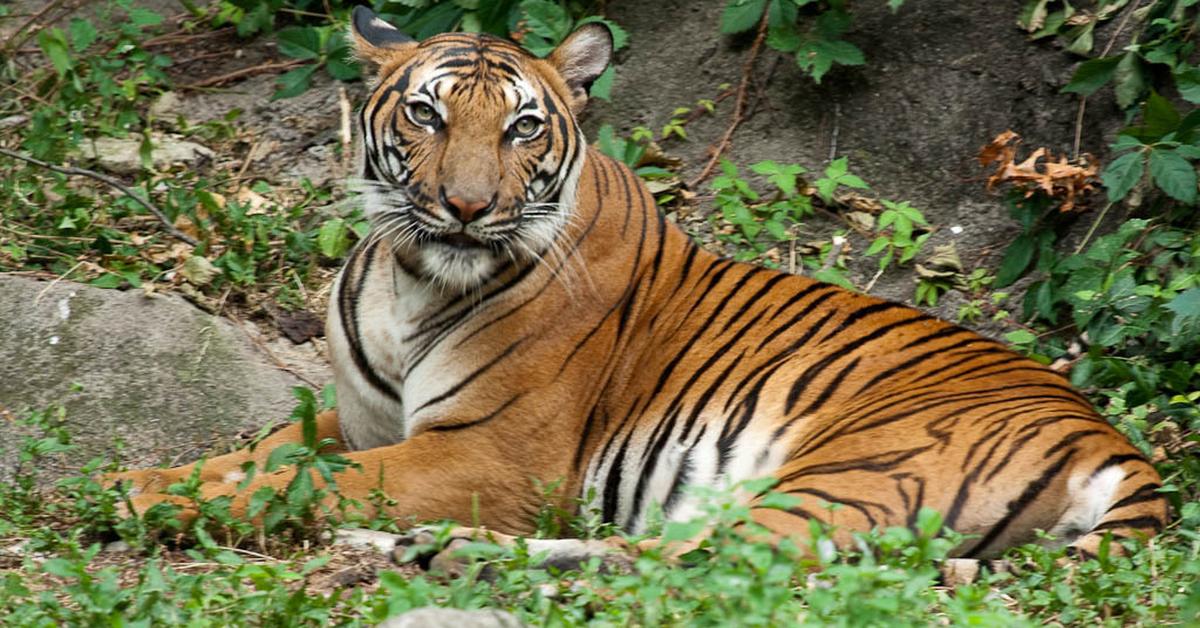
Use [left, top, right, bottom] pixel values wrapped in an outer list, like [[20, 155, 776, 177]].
[[963, 448, 1077, 558], [1105, 482, 1162, 513], [337, 241, 402, 403], [415, 337, 524, 412], [1090, 516, 1164, 534], [427, 394, 521, 432]]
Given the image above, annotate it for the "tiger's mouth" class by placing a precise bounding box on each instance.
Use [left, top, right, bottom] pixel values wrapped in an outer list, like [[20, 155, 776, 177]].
[[432, 231, 488, 249]]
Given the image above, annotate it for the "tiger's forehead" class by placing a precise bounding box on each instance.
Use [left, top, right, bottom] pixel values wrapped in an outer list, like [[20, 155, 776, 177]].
[[403, 34, 544, 107]]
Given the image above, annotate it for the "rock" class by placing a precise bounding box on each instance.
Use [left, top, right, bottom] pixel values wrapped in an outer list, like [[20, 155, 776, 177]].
[[149, 91, 183, 119], [0, 275, 322, 480], [77, 134, 214, 175], [333, 528, 404, 554], [377, 608, 526, 628]]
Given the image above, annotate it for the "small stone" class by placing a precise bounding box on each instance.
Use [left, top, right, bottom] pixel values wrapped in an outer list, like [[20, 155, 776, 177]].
[[377, 608, 526, 628]]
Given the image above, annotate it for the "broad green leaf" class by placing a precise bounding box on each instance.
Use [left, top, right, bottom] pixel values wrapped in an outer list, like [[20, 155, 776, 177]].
[[1004, 329, 1036, 345], [128, 7, 164, 27], [271, 64, 318, 100], [1140, 91, 1181, 140], [521, 0, 572, 43], [318, 218, 350, 258], [887, 0, 906, 12], [1113, 52, 1146, 109], [68, 18, 97, 52], [1175, 67, 1200, 103], [265, 443, 303, 472], [721, 0, 768, 35], [1101, 150, 1145, 202], [813, 268, 857, 290], [37, 28, 72, 77], [589, 65, 615, 101], [277, 27, 323, 60], [664, 519, 706, 542], [996, 233, 1036, 287], [1062, 56, 1119, 96], [758, 491, 803, 510], [1148, 148, 1197, 203], [1065, 22, 1094, 55]]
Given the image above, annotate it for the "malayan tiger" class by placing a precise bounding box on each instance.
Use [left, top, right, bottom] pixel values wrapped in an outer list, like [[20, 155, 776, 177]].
[[109, 7, 1167, 571]]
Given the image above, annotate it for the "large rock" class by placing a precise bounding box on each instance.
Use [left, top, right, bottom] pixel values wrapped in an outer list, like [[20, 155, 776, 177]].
[[0, 275, 322, 478]]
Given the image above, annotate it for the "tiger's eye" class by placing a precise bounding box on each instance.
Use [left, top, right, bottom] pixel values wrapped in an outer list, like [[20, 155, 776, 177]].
[[512, 116, 542, 138], [409, 103, 438, 125]]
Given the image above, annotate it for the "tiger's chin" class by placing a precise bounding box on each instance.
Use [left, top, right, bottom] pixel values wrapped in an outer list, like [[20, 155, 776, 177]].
[[415, 243, 503, 292]]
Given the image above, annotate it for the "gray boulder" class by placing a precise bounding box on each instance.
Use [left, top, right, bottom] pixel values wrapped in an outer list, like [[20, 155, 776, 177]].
[[0, 275, 323, 479]]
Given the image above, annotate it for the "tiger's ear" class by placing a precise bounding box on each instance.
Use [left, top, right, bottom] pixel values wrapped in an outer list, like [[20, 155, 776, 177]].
[[350, 6, 415, 67], [548, 23, 613, 113]]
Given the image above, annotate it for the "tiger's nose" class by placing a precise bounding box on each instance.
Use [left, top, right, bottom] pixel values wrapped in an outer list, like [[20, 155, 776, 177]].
[[442, 189, 494, 223]]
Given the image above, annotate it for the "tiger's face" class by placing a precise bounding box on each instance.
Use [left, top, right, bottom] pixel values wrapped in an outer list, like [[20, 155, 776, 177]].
[[350, 8, 613, 291]]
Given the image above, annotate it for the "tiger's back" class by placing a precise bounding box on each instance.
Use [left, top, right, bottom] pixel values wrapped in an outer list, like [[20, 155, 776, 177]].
[[532, 151, 1166, 558]]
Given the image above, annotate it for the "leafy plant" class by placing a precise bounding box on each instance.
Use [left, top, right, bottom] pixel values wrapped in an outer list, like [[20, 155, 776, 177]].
[[1047, 1, 1200, 111], [864, 199, 929, 272], [722, 0, 905, 83]]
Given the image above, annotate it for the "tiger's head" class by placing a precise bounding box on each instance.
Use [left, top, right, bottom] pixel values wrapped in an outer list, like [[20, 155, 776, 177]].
[[349, 7, 613, 291]]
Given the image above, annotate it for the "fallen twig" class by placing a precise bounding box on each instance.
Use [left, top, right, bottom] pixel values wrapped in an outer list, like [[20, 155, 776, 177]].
[[181, 60, 307, 90], [687, 7, 772, 190], [0, 146, 198, 246]]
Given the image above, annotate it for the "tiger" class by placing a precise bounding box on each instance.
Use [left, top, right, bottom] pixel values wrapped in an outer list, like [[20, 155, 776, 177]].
[[109, 6, 1167, 570]]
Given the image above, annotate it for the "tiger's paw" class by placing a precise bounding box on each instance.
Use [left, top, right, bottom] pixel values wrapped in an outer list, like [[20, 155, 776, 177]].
[[390, 526, 632, 576]]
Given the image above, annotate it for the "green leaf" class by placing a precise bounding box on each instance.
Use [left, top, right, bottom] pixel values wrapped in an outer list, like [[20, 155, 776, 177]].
[[521, 0, 573, 44], [996, 233, 1036, 287], [271, 64, 318, 100], [1062, 56, 1119, 96], [758, 491, 803, 510], [1101, 150, 1145, 202], [1065, 22, 1094, 55], [37, 28, 72, 77], [318, 218, 350, 258], [589, 65, 615, 101], [1113, 52, 1146, 109], [265, 443, 303, 472], [664, 519, 706, 542], [128, 7, 164, 27], [1004, 329, 1037, 345], [1148, 148, 1197, 203], [1141, 91, 1181, 140], [721, 0, 768, 34], [1174, 67, 1200, 103], [68, 18, 98, 52], [277, 27, 322, 61], [813, 268, 857, 290], [816, 39, 865, 66], [887, 0, 905, 12]]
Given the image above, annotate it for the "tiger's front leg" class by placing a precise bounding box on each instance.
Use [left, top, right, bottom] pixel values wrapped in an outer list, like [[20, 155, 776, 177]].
[[122, 428, 546, 536], [105, 410, 346, 497]]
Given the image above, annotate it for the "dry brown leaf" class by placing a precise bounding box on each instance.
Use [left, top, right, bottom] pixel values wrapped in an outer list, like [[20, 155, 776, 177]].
[[978, 130, 1097, 212]]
